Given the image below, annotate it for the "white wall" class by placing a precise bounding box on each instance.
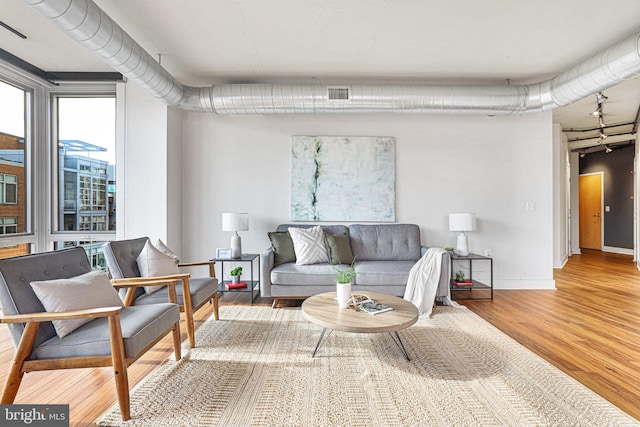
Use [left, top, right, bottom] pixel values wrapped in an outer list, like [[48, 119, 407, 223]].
[[179, 111, 555, 289], [167, 108, 184, 254], [553, 123, 570, 268], [118, 82, 171, 242]]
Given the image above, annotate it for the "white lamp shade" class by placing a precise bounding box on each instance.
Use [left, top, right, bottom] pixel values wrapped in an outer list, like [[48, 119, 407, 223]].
[[448, 213, 476, 232], [221, 213, 249, 232]]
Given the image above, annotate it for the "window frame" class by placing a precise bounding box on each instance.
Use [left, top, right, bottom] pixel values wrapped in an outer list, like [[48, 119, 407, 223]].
[[49, 89, 117, 246], [0, 62, 41, 253], [0, 59, 118, 255]]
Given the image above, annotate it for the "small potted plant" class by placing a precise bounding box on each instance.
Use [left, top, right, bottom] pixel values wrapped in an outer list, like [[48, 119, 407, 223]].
[[332, 258, 356, 308], [230, 266, 243, 284], [333, 260, 356, 285]]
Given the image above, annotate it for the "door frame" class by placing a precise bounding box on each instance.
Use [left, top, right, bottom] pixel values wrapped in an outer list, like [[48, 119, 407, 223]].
[[578, 171, 604, 251]]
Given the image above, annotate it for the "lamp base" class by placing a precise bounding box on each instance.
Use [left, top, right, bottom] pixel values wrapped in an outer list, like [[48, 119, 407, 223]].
[[456, 232, 469, 256], [230, 232, 242, 259]]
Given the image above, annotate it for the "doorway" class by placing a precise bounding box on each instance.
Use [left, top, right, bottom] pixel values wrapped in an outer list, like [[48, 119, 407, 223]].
[[579, 173, 603, 250]]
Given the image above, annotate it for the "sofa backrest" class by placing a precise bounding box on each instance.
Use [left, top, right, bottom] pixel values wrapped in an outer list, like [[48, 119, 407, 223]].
[[349, 224, 421, 261], [276, 224, 349, 236]]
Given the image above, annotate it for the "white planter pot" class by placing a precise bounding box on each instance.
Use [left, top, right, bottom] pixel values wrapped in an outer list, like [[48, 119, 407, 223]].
[[336, 282, 351, 309]]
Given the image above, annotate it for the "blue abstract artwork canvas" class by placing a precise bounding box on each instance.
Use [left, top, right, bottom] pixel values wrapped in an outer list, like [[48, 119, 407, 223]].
[[291, 136, 395, 222]]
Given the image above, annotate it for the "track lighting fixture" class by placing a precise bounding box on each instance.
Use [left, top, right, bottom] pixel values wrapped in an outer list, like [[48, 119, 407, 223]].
[[604, 145, 612, 153], [591, 92, 609, 142], [579, 151, 586, 158], [598, 116, 606, 128], [596, 92, 608, 103]]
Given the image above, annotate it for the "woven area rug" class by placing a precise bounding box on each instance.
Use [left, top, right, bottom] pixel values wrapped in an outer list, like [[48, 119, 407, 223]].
[[97, 305, 639, 426]]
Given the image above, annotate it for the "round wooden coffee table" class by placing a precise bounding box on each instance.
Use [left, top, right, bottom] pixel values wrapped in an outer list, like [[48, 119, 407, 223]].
[[301, 291, 419, 360]]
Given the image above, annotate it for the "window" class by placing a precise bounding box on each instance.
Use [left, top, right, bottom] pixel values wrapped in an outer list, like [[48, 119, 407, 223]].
[[57, 240, 108, 271], [0, 174, 18, 204], [0, 217, 18, 234], [1, 67, 117, 260], [0, 78, 30, 259], [55, 96, 116, 233]]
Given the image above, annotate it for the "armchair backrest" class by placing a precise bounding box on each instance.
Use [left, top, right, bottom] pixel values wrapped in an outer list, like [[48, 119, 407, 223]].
[[102, 237, 149, 301], [0, 247, 92, 348], [102, 237, 149, 279]]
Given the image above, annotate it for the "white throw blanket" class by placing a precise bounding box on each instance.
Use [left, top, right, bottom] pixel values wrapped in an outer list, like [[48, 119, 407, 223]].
[[404, 248, 463, 317]]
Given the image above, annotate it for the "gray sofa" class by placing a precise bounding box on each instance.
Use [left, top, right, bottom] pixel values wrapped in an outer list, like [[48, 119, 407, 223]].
[[260, 223, 450, 304]]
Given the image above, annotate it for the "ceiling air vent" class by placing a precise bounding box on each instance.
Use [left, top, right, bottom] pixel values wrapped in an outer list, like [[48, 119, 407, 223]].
[[327, 87, 350, 101]]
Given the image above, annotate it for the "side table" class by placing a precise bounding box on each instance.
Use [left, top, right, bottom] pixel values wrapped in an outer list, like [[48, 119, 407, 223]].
[[449, 252, 493, 301], [211, 253, 260, 303]]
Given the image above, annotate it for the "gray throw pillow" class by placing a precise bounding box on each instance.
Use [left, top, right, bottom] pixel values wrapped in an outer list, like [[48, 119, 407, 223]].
[[325, 233, 355, 265], [268, 231, 296, 266]]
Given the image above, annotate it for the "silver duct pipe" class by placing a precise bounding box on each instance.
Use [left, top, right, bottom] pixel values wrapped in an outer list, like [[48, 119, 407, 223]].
[[211, 83, 530, 114], [23, 0, 640, 115]]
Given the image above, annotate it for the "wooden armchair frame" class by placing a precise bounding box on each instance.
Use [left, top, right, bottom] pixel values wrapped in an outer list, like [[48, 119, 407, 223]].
[[0, 279, 182, 421], [111, 264, 219, 349]]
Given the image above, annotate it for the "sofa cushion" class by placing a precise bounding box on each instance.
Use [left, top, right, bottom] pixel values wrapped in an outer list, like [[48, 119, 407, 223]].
[[271, 263, 337, 286], [30, 270, 124, 338], [354, 260, 418, 286], [268, 231, 296, 266], [349, 224, 421, 261], [288, 226, 329, 265], [325, 234, 355, 265]]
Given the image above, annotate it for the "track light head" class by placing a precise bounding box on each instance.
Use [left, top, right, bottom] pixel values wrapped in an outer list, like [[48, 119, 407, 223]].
[[596, 92, 608, 103], [579, 151, 586, 158], [598, 116, 606, 128], [604, 145, 612, 153], [599, 130, 607, 139]]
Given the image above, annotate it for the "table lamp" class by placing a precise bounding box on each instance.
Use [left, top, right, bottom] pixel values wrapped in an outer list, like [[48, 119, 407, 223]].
[[448, 213, 476, 256], [222, 213, 249, 259]]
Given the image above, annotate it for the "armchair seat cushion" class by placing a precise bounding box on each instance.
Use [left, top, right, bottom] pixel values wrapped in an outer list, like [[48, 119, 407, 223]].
[[32, 303, 180, 360], [131, 277, 218, 309]]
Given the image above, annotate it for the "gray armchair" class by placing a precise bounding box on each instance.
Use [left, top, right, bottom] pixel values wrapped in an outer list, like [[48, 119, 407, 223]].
[[0, 247, 182, 421], [102, 237, 219, 349]]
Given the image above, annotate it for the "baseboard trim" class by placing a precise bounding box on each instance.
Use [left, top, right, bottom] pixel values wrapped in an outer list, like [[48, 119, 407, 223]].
[[602, 246, 633, 255]]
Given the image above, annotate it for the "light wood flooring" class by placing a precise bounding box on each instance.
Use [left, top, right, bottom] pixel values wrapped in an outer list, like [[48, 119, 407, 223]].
[[0, 249, 638, 425]]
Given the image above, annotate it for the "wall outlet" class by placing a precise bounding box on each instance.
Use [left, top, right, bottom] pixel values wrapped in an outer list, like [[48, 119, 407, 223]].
[[484, 249, 492, 257]]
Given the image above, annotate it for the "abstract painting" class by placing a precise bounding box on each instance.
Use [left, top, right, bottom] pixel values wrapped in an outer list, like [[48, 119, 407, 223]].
[[291, 136, 395, 222]]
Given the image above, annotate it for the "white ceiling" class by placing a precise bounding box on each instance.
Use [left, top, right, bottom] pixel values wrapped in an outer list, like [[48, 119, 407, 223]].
[[3, 0, 640, 145]]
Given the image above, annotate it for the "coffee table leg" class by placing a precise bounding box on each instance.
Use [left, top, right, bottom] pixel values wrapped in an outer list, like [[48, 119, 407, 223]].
[[312, 327, 333, 357], [388, 331, 411, 361]]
